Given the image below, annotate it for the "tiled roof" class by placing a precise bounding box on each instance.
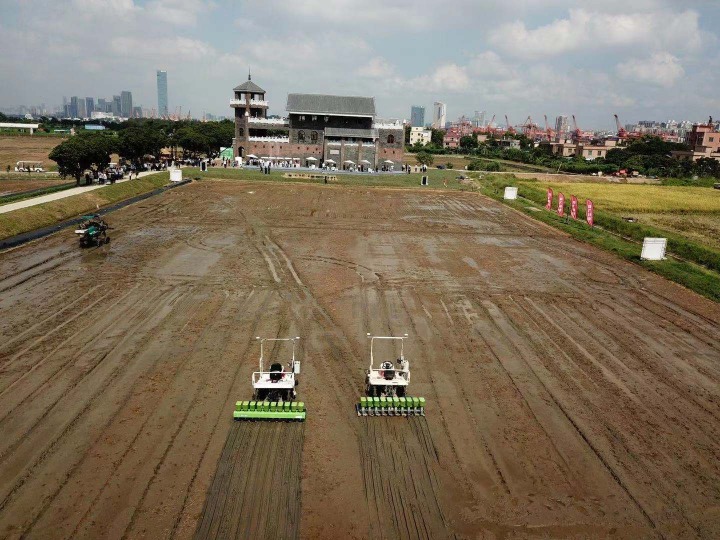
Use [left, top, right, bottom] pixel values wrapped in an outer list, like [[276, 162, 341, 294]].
[[286, 94, 375, 116], [234, 78, 265, 93]]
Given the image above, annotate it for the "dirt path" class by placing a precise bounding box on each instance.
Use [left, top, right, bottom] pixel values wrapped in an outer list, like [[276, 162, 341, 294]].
[[0, 180, 718, 539]]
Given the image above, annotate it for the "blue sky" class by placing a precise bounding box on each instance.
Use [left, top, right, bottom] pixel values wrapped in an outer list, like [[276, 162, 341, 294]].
[[1, 0, 718, 129]]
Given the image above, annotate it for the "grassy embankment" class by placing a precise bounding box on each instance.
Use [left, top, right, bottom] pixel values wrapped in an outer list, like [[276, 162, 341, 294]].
[[186, 166, 466, 190], [476, 174, 720, 302], [0, 172, 170, 240]]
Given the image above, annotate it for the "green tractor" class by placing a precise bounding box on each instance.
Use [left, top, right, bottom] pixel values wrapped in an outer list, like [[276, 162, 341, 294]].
[[75, 214, 111, 248]]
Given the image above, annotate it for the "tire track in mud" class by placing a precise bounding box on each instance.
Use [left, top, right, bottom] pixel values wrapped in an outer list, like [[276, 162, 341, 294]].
[[0, 284, 103, 355], [353, 286, 454, 539], [495, 294, 682, 537], [15, 286, 203, 539], [0, 249, 78, 294], [193, 422, 304, 540], [114, 294, 272, 539], [0, 284, 146, 411], [0, 285, 160, 459], [392, 289, 513, 498], [256, 235, 445, 539], [0, 285, 188, 528], [358, 417, 451, 540]]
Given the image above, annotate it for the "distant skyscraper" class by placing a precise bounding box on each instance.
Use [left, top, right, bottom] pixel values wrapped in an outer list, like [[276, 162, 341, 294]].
[[473, 110, 486, 128], [69, 96, 79, 118], [555, 115, 569, 137], [85, 97, 94, 115], [112, 95, 121, 116], [157, 70, 168, 117], [132, 106, 143, 118], [97, 98, 106, 112], [77, 98, 87, 118], [410, 105, 425, 127], [432, 102, 446, 129], [120, 91, 132, 118]]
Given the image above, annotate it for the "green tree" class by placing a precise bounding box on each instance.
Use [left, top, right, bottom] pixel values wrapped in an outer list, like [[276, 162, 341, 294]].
[[430, 129, 444, 146], [49, 132, 116, 184], [415, 151, 434, 166], [404, 124, 411, 144], [459, 135, 478, 152], [176, 126, 210, 157], [117, 126, 168, 166]]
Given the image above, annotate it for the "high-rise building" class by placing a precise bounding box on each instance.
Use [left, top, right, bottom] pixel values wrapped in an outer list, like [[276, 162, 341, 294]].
[[120, 91, 133, 118], [69, 96, 79, 118], [555, 115, 569, 137], [85, 97, 95, 115], [97, 98, 107, 112], [410, 105, 425, 127], [432, 102, 446, 129], [473, 110, 486, 128], [112, 95, 121, 116], [77, 98, 87, 118], [132, 106, 143, 118], [157, 70, 168, 117]]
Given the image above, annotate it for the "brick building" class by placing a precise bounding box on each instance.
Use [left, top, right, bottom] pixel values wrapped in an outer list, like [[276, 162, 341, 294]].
[[671, 119, 720, 162], [231, 75, 404, 169]]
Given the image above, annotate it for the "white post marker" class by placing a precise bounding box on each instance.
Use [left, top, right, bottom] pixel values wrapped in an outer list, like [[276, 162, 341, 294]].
[[641, 238, 667, 260], [170, 168, 182, 182], [504, 186, 518, 200]]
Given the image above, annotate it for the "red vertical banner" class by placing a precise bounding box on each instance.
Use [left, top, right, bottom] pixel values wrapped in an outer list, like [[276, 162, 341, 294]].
[[546, 188, 553, 210], [570, 195, 578, 219], [557, 193, 565, 216], [586, 199, 594, 227]]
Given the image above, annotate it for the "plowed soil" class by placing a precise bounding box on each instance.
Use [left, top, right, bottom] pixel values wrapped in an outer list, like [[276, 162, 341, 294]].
[[0, 180, 718, 540]]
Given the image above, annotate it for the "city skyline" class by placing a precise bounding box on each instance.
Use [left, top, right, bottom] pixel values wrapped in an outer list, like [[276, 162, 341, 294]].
[[1, 1, 719, 129]]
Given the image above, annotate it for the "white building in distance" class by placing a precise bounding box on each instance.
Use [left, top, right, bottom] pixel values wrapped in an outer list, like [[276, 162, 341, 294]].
[[410, 126, 432, 146]]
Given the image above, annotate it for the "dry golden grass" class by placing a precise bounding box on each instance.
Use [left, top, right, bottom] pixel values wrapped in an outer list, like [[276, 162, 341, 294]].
[[0, 135, 67, 172], [524, 182, 720, 214], [640, 213, 720, 251]]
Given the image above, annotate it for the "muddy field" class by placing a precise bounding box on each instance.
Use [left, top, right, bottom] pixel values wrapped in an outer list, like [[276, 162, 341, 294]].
[[0, 179, 718, 539], [0, 176, 68, 197]]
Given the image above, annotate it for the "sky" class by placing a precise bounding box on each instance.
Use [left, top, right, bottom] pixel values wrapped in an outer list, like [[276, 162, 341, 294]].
[[1, 0, 719, 130]]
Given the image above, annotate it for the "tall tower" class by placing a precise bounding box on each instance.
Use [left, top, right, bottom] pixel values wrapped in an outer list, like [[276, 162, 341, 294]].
[[410, 105, 425, 127], [157, 70, 168, 117], [230, 72, 268, 158], [432, 102, 446, 129], [555, 115, 569, 137], [120, 91, 133, 118]]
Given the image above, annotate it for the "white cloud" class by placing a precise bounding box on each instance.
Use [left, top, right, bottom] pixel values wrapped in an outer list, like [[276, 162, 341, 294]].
[[616, 53, 684, 87], [405, 64, 471, 93], [242, 0, 432, 30], [357, 57, 394, 78], [489, 8, 703, 58]]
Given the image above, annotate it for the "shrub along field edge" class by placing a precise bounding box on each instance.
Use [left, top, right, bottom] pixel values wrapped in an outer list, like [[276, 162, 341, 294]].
[[474, 174, 720, 303], [0, 172, 170, 241]]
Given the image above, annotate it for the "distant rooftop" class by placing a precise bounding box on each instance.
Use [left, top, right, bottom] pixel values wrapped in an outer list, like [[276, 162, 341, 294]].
[[286, 94, 375, 117]]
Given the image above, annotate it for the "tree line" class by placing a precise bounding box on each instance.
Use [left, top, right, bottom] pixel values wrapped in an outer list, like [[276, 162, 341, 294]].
[[409, 134, 719, 181], [48, 119, 234, 183]]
